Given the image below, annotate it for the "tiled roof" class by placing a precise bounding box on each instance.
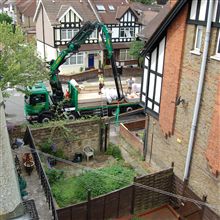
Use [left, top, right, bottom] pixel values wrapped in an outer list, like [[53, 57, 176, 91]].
[[40, 0, 97, 25], [138, 3, 172, 40], [16, 0, 36, 17], [89, 0, 129, 24]]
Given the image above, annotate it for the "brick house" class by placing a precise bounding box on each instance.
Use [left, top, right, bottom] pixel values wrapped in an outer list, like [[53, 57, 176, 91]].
[[33, 0, 159, 75], [140, 0, 220, 216]]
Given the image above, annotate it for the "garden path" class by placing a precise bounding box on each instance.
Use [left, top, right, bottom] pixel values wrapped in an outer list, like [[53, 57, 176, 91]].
[[13, 147, 53, 220], [110, 125, 155, 175]]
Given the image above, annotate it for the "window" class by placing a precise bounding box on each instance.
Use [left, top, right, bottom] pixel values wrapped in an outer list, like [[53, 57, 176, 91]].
[[141, 37, 166, 116], [61, 29, 78, 41], [194, 26, 203, 51], [216, 30, 220, 56], [30, 94, 46, 105], [120, 27, 135, 38], [96, 4, 105, 11], [89, 30, 97, 39], [109, 5, 115, 11], [119, 49, 134, 61], [64, 52, 83, 65]]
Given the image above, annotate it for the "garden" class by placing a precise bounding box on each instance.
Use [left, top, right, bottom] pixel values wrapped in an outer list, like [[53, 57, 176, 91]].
[[41, 142, 136, 208]]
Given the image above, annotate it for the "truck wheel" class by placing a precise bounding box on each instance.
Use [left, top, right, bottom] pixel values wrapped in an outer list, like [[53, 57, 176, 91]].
[[68, 114, 75, 120], [42, 117, 50, 123], [110, 108, 117, 116], [126, 107, 133, 112]]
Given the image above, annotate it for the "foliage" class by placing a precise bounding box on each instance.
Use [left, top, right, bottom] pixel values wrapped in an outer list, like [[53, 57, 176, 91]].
[[0, 23, 48, 95], [51, 163, 135, 207], [106, 142, 123, 160], [129, 40, 145, 67], [131, 0, 155, 4], [46, 169, 64, 185], [0, 13, 12, 24], [40, 141, 66, 159]]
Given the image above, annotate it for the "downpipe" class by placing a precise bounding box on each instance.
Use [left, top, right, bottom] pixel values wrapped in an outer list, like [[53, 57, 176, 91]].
[[183, 0, 214, 181]]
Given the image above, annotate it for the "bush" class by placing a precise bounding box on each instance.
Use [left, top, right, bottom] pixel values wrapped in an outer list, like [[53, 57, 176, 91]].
[[51, 163, 135, 207], [106, 143, 123, 160], [40, 141, 66, 159], [46, 169, 64, 185]]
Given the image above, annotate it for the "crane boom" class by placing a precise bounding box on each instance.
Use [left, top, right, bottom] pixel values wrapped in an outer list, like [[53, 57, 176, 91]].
[[49, 21, 124, 103]]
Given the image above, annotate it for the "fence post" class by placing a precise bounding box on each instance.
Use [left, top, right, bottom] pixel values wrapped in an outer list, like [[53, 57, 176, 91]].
[[87, 190, 91, 220], [131, 177, 136, 214]]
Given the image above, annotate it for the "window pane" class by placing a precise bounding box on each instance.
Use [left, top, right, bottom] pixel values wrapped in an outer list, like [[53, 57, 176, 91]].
[[154, 105, 159, 113], [143, 69, 148, 94], [151, 48, 157, 71], [217, 32, 220, 54], [155, 76, 162, 103], [141, 94, 146, 103], [61, 30, 66, 40], [195, 26, 203, 50], [148, 73, 155, 99], [147, 101, 152, 109]]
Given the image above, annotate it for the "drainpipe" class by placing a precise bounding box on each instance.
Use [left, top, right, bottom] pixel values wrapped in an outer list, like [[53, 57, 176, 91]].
[[183, 0, 214, 181]]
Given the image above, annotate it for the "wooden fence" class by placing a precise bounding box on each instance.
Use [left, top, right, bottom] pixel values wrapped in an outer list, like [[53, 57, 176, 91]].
[[57, 186, 133, 220]]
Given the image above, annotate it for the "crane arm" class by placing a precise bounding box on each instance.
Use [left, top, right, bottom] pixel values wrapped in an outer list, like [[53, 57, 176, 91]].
[[49, 21, 123, 103]]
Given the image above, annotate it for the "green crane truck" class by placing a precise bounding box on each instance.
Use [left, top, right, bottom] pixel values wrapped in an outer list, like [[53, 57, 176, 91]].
[[24, 21, 140, 123]]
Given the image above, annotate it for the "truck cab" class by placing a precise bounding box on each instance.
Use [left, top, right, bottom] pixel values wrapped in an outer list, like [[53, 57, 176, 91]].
[[24, 82, 51, 122]]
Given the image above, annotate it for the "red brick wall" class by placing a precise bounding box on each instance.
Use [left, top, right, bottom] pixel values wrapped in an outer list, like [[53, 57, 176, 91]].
[[123, 119, 146, 131], [206, 77, 220, 176], [159, 4, 188, 136]]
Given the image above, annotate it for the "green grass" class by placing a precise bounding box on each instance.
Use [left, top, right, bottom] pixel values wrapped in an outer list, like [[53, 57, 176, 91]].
[[51, 163, 135, 207]]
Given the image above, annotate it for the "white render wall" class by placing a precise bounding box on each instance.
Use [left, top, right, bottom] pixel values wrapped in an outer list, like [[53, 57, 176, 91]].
[[37, 41, 57, 62]]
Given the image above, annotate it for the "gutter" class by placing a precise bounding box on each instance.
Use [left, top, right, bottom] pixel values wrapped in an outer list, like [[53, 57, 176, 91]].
[[183, 0, 214, 181]]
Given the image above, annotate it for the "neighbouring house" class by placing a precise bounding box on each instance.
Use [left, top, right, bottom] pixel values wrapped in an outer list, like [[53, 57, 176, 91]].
[[15, 0, 37, 38], [140, 0, 220, 217], [33, 0, 160, 75], [0, 0, 16, 23]]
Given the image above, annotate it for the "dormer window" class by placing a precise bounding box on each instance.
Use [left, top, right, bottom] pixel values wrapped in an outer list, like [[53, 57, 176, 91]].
[[96, 5, 105, 11], [109, 5, 115, 11]]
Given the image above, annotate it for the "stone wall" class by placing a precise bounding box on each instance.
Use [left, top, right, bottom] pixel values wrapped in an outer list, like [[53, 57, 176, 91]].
[[144, 8, 220, 216], [29, 119, 107, 160]]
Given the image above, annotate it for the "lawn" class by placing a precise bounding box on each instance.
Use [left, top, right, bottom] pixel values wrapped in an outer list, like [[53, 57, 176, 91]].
[[50, 162, 135, 207]]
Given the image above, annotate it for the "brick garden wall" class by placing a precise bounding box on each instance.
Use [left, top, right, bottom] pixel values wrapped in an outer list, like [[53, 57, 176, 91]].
[[144, 5, 220, 216], [59, 67, 143, 83], [29, 119, 106, 160]]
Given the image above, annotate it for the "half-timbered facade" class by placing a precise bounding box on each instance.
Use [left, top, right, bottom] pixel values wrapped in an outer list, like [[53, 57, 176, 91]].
[[34, 0, 159, 75], [140, 0, 220, 217]]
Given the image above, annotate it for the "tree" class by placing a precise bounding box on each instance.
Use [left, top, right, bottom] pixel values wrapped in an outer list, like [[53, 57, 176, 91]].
[[129, 40, 145, 67], [131, 0, 155, 5], [0, 13, 12, 24], [0, 23, 48, 95]]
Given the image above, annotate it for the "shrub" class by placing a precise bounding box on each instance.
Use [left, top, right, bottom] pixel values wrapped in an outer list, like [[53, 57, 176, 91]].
[[46, 169, 64, 185], [106, 143, 123, 160]]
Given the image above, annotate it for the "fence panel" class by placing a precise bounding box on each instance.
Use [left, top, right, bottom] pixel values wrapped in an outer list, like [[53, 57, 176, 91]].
[[118, 186, 133, 217], [103, 191, 120, 219], [90, 197, 105, 220], [134, 168, 173, 213]]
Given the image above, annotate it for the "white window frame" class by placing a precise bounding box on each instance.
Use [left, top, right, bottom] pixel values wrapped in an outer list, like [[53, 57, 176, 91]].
[[120, 27, 135, 38], [61, 29, 78, 41], [194, 25, 203, 52], [109, 5, 115, 11], [89, 30, 97, 39], [96, 4, 105, 11], [119, 49, 134, 61], [64, 52, 84, 65], [216, 30, 220, 56]]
